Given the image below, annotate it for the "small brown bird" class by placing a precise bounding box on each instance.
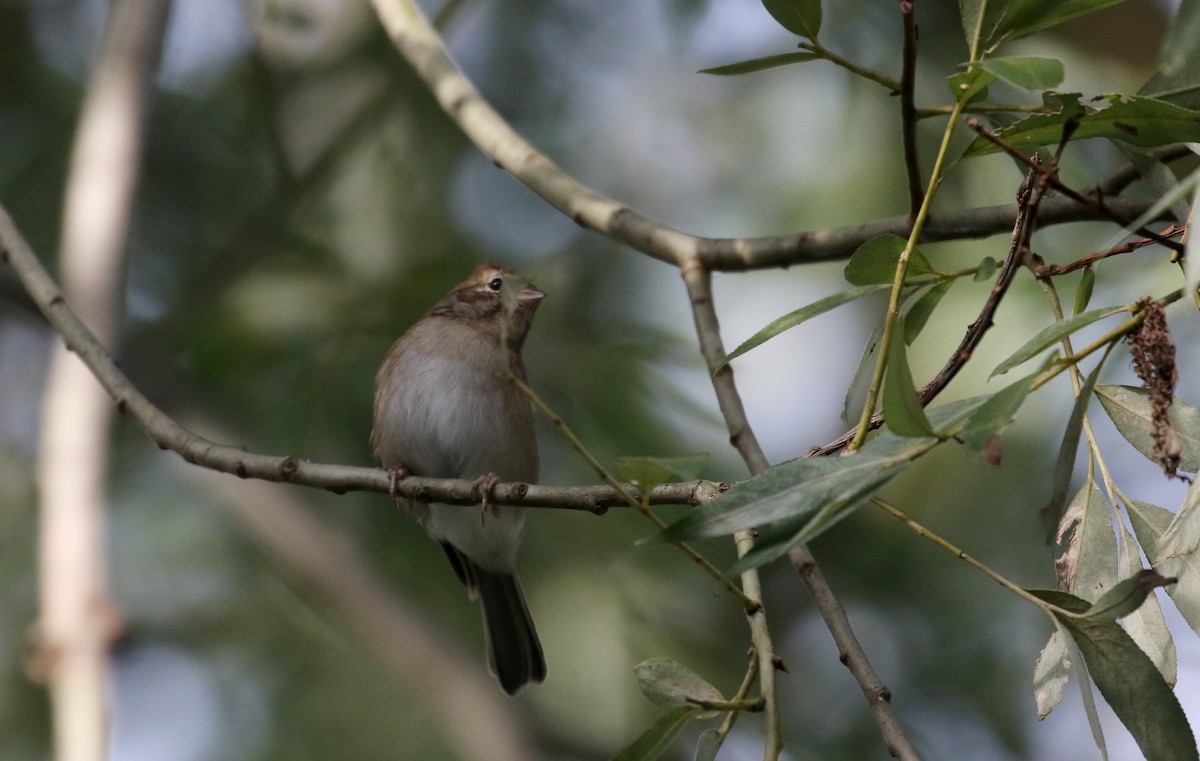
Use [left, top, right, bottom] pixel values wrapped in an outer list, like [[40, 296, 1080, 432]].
[[371, 263, 546, 695]]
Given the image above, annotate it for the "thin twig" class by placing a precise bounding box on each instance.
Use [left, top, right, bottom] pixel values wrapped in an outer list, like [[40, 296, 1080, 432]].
[[1035, 225, 1186, 276], [798, 40, 903, 92], [679, 257, 782, 760], [899, 0, 922, 218], [789, 548, 923, 761], [965, 117, 1185, 254], [851, 96, 968, 451], [511, 376, 757, 609]]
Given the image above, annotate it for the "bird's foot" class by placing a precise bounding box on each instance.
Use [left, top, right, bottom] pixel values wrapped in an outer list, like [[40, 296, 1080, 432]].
[[472, 472, 503, 520], [387, 465, 410, 500]]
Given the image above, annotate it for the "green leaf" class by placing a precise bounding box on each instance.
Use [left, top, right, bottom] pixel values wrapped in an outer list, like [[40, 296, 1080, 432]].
[[1117, 520, 1177, 684], [844, 234, 933, 286], [947, 68, 995, 104], [613, 455, 709, 497], [903, 279, 955, 345], [1060, 615, 1198, 761], [611, 706, 703, 761], [1141, 29, 1200, 111], [1041, 358, 1108, 542], [973, 256, 998, 282], [1073, 268, 1096, 314], [963, 96, 1200, 157], [882, 320, 935, 437], [761, 0, 821, 39], [958, 373, 1037, 452], [721, 283, 890, 367], [1158, 0, 1200, 79], [1033, 628, 1071, 719], [655, 397, 988, 545], [1095, 386, 1200, 472], [978, 56, 1065, 91], [990, 305, 1125, 377], [1127, 496, 1200, 635], [1085, 570, 1174, 622], [842, 315, 884, 425], [699, 52, 820, 76], [694, 729, 722, 761], [990, 0, 1131, 49], [1055, 479, 1118, 603], [634, 659, 725, 710]]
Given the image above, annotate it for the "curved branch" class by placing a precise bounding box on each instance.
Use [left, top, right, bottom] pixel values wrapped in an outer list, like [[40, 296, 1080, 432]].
[[367, 0, 1163, 273], [0, 202, 723, 512]]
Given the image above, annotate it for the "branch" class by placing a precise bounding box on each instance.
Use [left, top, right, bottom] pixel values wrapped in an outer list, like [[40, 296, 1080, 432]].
[[365, 0, 1164, 273], [899, 1, 922, 218], [679, 258, 782, 759], [1034, 224, 1186, 276], [0, 202, 725, 512], [965, 117, 1185, 254]]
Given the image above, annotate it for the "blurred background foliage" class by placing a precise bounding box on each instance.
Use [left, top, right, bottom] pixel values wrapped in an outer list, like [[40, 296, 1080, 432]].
[[0, 0, 1196, 759]]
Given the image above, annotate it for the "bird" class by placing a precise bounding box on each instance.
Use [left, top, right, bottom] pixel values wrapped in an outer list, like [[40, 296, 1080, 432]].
[[371, 263, 547, 695]]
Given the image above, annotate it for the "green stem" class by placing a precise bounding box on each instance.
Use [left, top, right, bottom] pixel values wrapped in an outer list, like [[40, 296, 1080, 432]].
[[873, 497, 1071, 616], [510, 375, 757, 610], [799, 40, 902, 92], [850, 98, 968, 450]]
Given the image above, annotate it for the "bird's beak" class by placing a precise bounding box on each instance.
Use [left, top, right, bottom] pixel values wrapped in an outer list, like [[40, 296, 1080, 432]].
[[519, 285, 545, 304]]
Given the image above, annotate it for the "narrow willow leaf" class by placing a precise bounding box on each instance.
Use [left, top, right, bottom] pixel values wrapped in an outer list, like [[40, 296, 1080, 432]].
[[1073, 268, 1096, 315], [634, 659, 725, 709], [700, 52, 820, 76], [1126, 497, 1200, 635], [655, 397, 988, 545], [723, 462, 907, 574], [973, 256, 998, 282], [844, 234, 933, 286], [614, 455, 709, 497], [1158, 0, 1200, 77], [721, 283, 890, 367], [882, 320, 935, 437], [694, 729, 722, 761], [842, 315, 884, 425], [947, 68, 995, 104], [1114, 143, 1194, 223], [1095, 386, 1200, 472], [761, 0, 821, 39], [959, 373, 1037, 452], [1061, 615, 1198, 761], [1141, 30, 1200, 110], [1117, 520, 1177, 684], [963, 95, 1200, 157], [992, 0, 1133, 50], [612, 706, 703, 761], [1096, 162, 1200, 257], [1041, 358, 1108, 542], [904, 279, 955, 345], [990, 306, 1125, 377], [1034, 628, 1071, 718], [1055, 479, 1118, 603], [978, 56, 1065, 91], [1085, 570, 1174, 622]]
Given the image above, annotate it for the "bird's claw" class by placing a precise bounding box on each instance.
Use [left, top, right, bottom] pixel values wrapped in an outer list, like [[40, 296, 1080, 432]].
[[387, 465, 410, 499], [472, 472, 503, 521]]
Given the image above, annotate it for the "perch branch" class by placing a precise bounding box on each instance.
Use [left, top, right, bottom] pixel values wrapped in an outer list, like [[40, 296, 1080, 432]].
[[0, 201, 724, 512]]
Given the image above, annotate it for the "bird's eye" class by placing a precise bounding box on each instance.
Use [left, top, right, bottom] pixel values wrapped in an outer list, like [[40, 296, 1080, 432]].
[[487, 277, 503, 291]]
